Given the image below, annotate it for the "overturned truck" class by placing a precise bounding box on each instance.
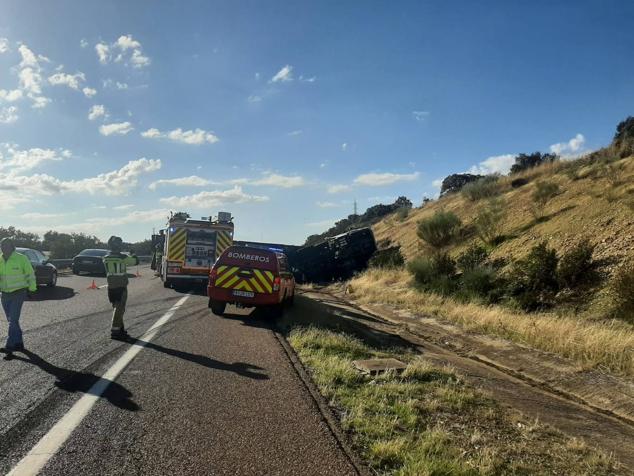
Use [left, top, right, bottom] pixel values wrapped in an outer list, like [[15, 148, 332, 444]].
[[292, 228, 377, 283]]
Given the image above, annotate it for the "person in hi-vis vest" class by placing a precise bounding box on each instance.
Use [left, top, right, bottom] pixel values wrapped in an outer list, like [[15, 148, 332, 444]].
[[103, 236, 137, 339]]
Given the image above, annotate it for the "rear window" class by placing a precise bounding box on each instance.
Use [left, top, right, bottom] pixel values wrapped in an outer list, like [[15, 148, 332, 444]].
[[217, 247, 278, 271], [79, 249, 108, 257]]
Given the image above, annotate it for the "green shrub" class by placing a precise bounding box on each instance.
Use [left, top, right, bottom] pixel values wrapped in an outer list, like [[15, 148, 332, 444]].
[[461, 175, 501, 201], [369, 246, 405, 269], [408, 253, 457, 295], [395, 207, 409, 221], [531, 180, 560, 218], [609, 263, 634, 323], [416, 211, 462, 250], [557, 240, 596, 289], [456, 244, 489, 271], [459, 266, 498, 302], [507, 241, 559, 311], [473, 198, 507, 245]]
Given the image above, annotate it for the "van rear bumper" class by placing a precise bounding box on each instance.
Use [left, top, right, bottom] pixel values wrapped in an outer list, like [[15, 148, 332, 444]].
[[207, 286, 281, 307]]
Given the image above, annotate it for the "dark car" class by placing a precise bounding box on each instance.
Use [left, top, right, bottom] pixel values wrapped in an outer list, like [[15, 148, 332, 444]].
[[72, 249, 109, 275], [16, 247, 58, 287]]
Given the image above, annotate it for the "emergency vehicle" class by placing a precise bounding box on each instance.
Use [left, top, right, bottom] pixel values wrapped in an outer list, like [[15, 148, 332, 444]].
[[207, 245, 295, 316], [158, 211, 234, 288]]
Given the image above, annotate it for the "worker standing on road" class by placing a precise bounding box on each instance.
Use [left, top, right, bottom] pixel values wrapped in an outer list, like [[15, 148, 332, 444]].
[[103, 236, 137, 339], [0, 237, 36, 359]]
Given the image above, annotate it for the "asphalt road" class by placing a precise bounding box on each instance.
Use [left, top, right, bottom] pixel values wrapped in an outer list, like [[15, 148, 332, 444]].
[[0, 267, 358, 475]]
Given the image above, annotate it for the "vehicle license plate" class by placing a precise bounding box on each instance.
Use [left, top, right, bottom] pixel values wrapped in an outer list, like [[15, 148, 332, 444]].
[[233, 290, 254, 298]]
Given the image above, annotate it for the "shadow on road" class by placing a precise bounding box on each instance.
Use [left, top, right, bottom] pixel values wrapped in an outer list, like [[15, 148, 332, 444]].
[[10, 350, 139, 411], [28, 286, 76, 301], [127, 337, 269, 380]]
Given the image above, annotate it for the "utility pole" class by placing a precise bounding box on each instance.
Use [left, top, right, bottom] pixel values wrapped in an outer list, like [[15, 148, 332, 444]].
[[353, 199, 358, 216]]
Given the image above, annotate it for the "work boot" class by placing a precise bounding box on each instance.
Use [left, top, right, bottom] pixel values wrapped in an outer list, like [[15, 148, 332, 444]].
[[110, 328, 129, 340]]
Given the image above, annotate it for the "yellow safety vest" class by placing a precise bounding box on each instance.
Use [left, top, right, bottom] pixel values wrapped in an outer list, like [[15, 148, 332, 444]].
[[0, 251, 37, 293], [103, 253, 137, 276]]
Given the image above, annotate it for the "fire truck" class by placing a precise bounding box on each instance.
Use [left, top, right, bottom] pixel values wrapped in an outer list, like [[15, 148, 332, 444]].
[[153, 211, 234, 288]]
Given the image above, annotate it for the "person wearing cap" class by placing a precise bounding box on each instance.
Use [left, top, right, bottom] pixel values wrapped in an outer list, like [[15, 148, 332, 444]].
[[103, 236, 137, 339], [0, 237, 36, 358]]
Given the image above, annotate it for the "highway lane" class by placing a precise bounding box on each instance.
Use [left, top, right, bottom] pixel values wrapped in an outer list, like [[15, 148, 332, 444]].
[[0, 267, 358, 475]]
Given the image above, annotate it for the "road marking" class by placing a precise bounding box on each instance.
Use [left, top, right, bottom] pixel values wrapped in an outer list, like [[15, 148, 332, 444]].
[[98, 284, 108, 289], [7, 294, 191, 476]]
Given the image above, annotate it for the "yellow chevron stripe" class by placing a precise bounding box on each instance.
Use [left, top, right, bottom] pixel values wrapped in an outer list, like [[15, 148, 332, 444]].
[[265, 271, 274, 282], [249, 277, 264, 293], [216, 266, 239, 285], [234, 280, 253, 292], [221, 275, 240, 289], [253, 269, 273, 293], [218, 265, 227, 273], [168, 229, 187, 260]]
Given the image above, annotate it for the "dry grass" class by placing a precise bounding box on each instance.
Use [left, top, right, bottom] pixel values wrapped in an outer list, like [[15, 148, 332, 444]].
[[348, 269, 634, 377]]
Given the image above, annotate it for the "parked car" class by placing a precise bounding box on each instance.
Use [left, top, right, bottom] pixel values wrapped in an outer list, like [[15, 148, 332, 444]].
[[16, 247, 57, 287], [207, 245, 295, 316], [72, 249, 109, 275]]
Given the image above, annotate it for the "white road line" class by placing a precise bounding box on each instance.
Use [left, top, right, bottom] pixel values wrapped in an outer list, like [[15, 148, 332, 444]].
[[98, 284, 108, 289], [7, 294, 191, 476]]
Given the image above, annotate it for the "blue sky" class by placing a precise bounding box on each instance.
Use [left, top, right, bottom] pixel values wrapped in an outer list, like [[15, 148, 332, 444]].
[[1, 1, 633, 244]]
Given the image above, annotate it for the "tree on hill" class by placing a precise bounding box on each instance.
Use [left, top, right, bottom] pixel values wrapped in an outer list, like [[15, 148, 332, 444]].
[[510, 152, 558, 174], [614, 116, 634, 157], [440, 174, 483, 196]]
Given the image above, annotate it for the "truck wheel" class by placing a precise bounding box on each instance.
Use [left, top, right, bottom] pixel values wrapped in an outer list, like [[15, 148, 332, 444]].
[[48, 271, 57, 288], [210, 300, 226, 316], [286, 291, 294, 306], [163, 280, 172, 289]]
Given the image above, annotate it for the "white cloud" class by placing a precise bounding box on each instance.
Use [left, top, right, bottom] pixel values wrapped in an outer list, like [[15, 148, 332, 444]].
[[141, 127, 219, 145], [0, 158, 161, 203], [96, 35, 150, 68], [288, 130, 303, 136], [550, 133, 586, 158], [0, 89, 23, 102], [95, 42, 110, 64], [0, 38, 9, 54], [16, 44, 51, 108], [80, 39, 89, 49], [113, 204, 134, 210], [159, 186, 268, 209], [412, 111, 430, 121], [30, 96, 51, 109], [270, 65, 293, 83], [85, 208, 169, 227], [247, 173, 305, 188], [148, 175, 215, 190], [22, 212, 67, 220], [432, 178, 443, 189], [82, 87, 97, 98], [316, 201, 339, 208], [247, 95, 262, 103], [354, 172, 420, 186], [88, 104, 106, 121], [341, 143, 348, 151], [18, 67, 43, 95], [327, 184, 352, 194], [468, 154, 516, 175], [101, 79, 128, 90], [0, 106, 18, 124], [0, 145, 70, 172], [100, 121, 134, 136], [48, 71, 86, 90], [299, 75, 317, 83], [18, 44, 48, 68], [306, 219, 336, 228]]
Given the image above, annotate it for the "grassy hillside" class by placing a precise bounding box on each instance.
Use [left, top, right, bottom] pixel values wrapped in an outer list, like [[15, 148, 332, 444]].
[[372, 157, 634, 315], [342, 145, 634, 377]]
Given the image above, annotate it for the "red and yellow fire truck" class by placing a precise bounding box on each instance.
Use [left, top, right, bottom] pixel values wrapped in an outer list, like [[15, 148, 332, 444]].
[[159, 211, 234, 288]]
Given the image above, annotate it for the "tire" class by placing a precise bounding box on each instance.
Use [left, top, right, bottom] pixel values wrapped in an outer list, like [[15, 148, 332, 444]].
[[163, 280, 172, 289], [210, 300, 226, 316], [287, 291, 295, 306], [48, 272, 57, 288]]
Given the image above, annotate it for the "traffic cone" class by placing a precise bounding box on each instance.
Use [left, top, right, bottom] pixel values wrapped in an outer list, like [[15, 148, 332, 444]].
[[87, 279, 98, 290]]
